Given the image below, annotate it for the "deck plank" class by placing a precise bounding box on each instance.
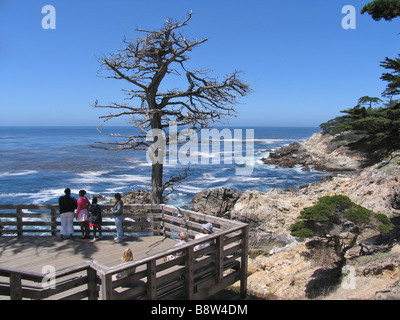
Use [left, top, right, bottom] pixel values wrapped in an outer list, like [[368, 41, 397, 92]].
[[0, 236, 178, 274]]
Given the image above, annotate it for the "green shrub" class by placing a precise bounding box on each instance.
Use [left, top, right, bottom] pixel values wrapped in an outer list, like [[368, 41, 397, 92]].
[[374, 213, 391, 225], [318, 195, 353, 210], [343, 206, 371, 223], [290, 220, 314, 238], [378, 224, 392, 234], [290, 195, 395, 257], [374, 213, 394, 234], [299, 203, 332, 221]]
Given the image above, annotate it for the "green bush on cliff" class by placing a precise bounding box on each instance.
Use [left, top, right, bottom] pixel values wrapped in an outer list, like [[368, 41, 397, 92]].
[[290, 221, 313, 238], [343, 206, 371, 224], [374, 213, 394, 234], [290, 195, 393, 259]]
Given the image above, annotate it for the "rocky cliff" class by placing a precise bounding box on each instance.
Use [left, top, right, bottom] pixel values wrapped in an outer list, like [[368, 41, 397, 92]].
[[232, 151, 400, 237], [191, 187, 242, 218], [200, 132, 400, 300], [261, 132, 365, 171]]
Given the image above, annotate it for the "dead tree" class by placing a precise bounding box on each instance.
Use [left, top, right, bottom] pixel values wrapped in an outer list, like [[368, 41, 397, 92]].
[[94, 12, 250, 204]]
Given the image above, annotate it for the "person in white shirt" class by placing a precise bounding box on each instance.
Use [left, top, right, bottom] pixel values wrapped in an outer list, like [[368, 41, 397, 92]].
[[164, 231, 188, 262], [194, 223, 214, 251]]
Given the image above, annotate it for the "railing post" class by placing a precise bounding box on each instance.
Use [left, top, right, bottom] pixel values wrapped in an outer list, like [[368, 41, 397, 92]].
[[185, 246, 194, 300], [100, 274, 112, 300], [215, 236, 224, 285], [240, 225, 249, 299], [152, 207, 161, 236], [160, 208, 166, 238], [10, 273, 22, 300], [16, 208, 22, 236], [87, 267, 98, 300], [51, 208, 57, 236], [147, 260, 157, 299]]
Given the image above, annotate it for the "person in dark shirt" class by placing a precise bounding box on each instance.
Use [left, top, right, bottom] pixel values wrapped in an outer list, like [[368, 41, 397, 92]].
[[89, 197, 103, 241], [58, 188, 77, 240]]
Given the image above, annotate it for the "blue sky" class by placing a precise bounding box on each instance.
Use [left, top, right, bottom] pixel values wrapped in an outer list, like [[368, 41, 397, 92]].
[[0, 0, 399, 127]]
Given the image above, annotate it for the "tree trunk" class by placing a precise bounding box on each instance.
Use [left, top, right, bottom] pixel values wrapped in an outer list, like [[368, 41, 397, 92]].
[[151, 162, 164, 204], [150, 110, 164, 204]]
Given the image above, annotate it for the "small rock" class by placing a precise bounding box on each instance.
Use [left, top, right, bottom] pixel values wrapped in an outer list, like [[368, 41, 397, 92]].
[[191, 187, 242, 217]]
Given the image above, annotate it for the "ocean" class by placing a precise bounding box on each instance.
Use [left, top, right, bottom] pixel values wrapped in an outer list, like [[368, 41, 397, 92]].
[[0, 126, 329, 207]]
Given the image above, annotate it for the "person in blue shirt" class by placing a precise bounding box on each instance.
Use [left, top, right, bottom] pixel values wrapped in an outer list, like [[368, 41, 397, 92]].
[[111, 193, 124, 243]]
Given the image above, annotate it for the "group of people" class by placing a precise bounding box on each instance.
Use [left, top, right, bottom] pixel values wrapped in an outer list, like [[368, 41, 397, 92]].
[[58, 188, 124, 242], [58, 187, 216, 271], [163, 222, 214, 262]]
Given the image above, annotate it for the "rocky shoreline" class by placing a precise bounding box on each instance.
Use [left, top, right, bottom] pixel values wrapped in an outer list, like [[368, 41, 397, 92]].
[[261, 132, 365, 172], [190, 131, 400, 299]]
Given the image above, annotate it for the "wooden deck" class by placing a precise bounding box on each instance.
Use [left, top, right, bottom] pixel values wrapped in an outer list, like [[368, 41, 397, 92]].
[[0, 204, 249, 300], [0, 235, 177, 273]]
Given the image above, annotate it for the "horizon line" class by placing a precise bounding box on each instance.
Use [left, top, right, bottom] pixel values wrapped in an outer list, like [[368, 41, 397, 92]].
[[0, 124, 321, 129]]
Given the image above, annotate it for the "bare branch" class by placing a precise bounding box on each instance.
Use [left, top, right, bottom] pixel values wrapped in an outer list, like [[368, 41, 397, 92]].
[[162, 167, 189, 197]]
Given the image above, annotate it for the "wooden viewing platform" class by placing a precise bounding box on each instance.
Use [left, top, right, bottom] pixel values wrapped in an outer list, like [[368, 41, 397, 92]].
[[0, 204, 248, 300]]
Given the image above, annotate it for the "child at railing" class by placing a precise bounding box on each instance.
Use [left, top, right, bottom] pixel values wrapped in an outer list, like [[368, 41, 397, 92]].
[[89, 197, 103, 241], [113, 248, 135, 281]]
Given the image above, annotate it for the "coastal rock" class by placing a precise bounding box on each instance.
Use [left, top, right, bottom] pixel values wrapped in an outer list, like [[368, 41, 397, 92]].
[[237, 151, 400, 231], [340, 152, 400, 217], [115, 189, 152, 204], [191, 187, 242, 217], [262, 132, 365, 171], [249, 229, 299, 254], [299, 151, 400, 218], [230, 151, 400, 260], [229, 147, 400, 299], [245, 242, 316, 299], [242, 240, 400, 300], [324, 244, 400, 300], [231, 189, 315, 234]]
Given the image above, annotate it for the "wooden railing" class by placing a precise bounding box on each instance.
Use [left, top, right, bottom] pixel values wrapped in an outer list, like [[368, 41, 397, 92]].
[[0, 204, 163, 236], [0, 204, 249, 300], [0, 262, 97, 300]]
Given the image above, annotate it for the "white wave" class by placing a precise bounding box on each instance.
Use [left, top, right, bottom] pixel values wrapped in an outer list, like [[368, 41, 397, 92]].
[[190, 152, 219, 158], [201, 173, 229, 184], [175, 185, 205, 194], [103, 187, 125, 194], [0, 188, 75, 204], [69, 172, 151, 185], [125, 158, 142, 164], [255, 158, 267, 165], [137, 162, 152, 167], [126, 158, 150, 166], [250, 138, 288, 144], [0, 192, 32, 198], [231, 175, 263, 183], [293, 164, 308, 173], [0, 170, 38, 178], [75, 170, 111, 178]]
